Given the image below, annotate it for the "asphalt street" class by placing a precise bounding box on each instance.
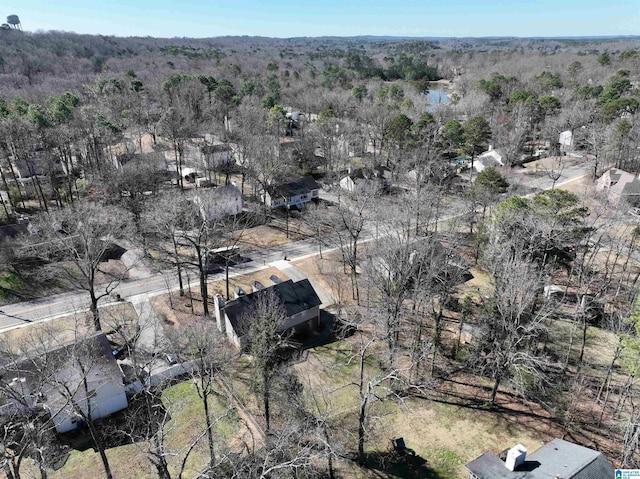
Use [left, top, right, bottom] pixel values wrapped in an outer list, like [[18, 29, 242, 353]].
[[0, 162, 594, 332]]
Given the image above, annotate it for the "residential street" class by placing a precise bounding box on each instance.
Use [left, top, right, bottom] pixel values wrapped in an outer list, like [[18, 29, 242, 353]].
[[0, 163, 594, 332]]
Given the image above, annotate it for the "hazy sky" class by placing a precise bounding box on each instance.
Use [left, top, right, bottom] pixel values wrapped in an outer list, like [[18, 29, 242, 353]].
[[5, 0, 640, 38]]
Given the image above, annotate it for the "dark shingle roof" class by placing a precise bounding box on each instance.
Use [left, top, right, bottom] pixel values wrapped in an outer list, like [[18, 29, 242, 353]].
[[465, 438, 614, 479], [223, 279, 321, 332], [267, 176, 319, 198], [0, 221, 37, 242]]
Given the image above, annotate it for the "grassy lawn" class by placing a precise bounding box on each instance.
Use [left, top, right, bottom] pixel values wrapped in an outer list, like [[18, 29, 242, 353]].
[[0, 270, 23, 301], [28, 381, 245, 479], [290, 335, 562, 479]]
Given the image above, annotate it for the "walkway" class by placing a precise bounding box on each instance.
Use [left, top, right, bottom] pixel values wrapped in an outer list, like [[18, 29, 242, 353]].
[[271, 259, 333, 308]]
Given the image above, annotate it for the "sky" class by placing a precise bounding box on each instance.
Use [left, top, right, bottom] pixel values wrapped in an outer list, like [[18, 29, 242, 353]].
[[4, 0, 639, 38]]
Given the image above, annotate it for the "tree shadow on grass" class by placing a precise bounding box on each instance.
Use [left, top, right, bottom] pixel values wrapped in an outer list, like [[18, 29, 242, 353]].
[[363, 451, 445, 479], [60, 392, 170, 452]]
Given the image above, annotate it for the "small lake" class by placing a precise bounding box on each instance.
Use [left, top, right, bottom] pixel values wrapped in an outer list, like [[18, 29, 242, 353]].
[[425, 83, 450, 112]]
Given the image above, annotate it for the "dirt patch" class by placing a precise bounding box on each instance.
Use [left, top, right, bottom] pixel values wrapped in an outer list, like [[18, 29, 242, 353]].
[[239, 217, 314, 251], [150, 267, 290, 330], [238, 224, 292, 250], [293, 252, 357, 307]]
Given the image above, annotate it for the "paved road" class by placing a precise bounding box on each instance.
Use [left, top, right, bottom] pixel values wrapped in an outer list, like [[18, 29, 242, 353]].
[[0, 235, 327, 331], [0, 162, 595, 332], [523, 161, 592, 191]]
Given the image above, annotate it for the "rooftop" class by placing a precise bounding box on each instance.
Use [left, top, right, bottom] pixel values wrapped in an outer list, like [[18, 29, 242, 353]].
[[266, 176, 319, 198], [223, 278, 322, 331], [465, 438, 614, 479]]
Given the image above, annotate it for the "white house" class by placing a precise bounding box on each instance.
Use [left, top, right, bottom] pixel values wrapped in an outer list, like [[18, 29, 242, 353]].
[[559, 130, 573, 151], [214, 279, 322, 349], [0, 333, 128, 434], [474, 146, 504, 173], [193, 184, 243, 220], [201, 143, 233, 169], [339, 166, 392, 193], [262, 176, 319, 208]]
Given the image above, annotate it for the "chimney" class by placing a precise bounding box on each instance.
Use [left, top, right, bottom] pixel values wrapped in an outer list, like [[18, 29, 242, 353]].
[[488, 145, 493, 151], [214, 294, 225, 333], [505, 444, 527, 471]]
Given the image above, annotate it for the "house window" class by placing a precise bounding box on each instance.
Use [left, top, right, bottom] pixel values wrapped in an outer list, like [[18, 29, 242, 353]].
[[302, 194, 307, 199]]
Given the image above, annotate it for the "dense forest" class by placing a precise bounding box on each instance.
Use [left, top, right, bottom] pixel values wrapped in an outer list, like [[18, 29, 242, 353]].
[[1, 29, 640, 478]]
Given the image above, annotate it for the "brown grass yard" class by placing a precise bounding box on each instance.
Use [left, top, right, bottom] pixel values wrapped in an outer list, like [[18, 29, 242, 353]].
[[150, 267, 290, 328], [293, 252, 355, 306]]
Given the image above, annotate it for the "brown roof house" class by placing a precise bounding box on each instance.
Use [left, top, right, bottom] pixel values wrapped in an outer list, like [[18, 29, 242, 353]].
[[214, 278, 322, 349], [465, 438, 614, 479], [0, 333, 128, 434], [596, 168, 640, 206]]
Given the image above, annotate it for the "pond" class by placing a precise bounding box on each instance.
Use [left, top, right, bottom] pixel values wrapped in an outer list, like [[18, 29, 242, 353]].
[[425, 82, 450, 112]]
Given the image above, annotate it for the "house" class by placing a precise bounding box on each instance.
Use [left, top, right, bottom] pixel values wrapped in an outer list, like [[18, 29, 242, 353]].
[[262, 176, 319, 208], [0, 217, 37, 243], [559, 130, 573, 152], [474, 146, 504, 173], [14, 156, 49, 180], [465, 438, 614, 479], [193, 184, 242, 220], [0, 333, 128, 434], [596, 168, 640, 206], [214, 278, 322, 349], [339, 166, 392, 193], [402, 164, 456, 191], [201, 143, 233, 168], [286, 111, 302, 136]]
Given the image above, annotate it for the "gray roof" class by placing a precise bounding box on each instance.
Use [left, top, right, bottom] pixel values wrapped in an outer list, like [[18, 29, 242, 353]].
[[465, 438, 614, 479], [0, 333, 124, 414], [211, 184, 241, 199], [223, 279, 321, 332], [347, 166, 391, 181], [600, 168, 640, 198]]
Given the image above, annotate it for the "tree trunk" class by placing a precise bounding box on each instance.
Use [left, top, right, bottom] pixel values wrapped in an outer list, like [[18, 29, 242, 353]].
[[323, 424, 335, 479], [200, 268, 209, 317], [172, 238, 184, 297], [489, 375, 501, 406], [90, 290, 101, 331], [4, 154, 27, 209], [86, 419, 114, 479], [431, 308, 443, 376], [357, 349, 368, 466], [578, 314, 588, 369], [202, 388, 216, 466], [2, 464, 15, 479], [263, 371, 271, 433], [225, 262, 230, 301]]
